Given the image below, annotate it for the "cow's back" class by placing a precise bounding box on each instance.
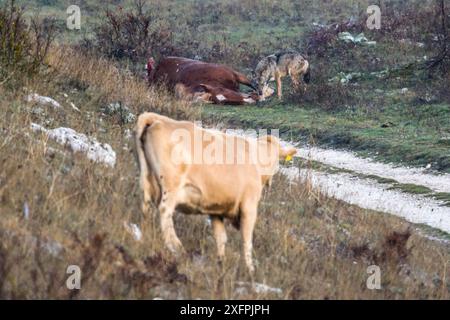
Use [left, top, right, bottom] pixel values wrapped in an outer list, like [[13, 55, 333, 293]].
[[178, 63, 239, 91], [151, 57, 240, 91], [140, 115, 263, 217], [150, 56, 191, 85], [183, 132, 262, 216]]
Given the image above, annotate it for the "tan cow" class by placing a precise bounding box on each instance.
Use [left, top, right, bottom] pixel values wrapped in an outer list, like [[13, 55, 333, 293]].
[[135, 112, 296, 273]]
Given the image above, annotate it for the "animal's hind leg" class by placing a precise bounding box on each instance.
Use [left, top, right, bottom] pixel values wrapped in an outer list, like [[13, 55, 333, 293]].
[[291, 75, 300, 90], [211, 216, 227, 262], [240, 200, 258, 274], [159, 191, 184, 254], [276, 72, 282, 99], [137, 137, 158, 216], [140, 174, 153, 215]]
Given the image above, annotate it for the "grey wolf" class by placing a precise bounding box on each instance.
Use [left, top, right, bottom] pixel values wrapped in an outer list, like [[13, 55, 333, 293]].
[[254, 51, 310, 100]]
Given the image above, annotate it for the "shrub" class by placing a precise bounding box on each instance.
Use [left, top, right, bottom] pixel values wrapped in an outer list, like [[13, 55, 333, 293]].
[[0, 0, 56, 85], [88, 0, 175, 63]]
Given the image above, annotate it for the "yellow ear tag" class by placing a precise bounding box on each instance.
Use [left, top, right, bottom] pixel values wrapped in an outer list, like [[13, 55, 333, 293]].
[[285, 154, 293, 162]]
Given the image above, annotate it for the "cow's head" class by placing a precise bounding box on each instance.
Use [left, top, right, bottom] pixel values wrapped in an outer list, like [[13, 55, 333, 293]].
[[256, 135, 297, 186], [146, 57, 155, 78]]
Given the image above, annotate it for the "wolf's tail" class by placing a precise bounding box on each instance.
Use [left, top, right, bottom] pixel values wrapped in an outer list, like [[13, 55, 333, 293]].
[[303, 68, 311, 84]]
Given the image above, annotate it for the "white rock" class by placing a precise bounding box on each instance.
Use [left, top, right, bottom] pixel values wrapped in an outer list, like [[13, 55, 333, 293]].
[[338, 32, 376, 45], [123, 221, 142, 241], [31, 123, 116, 167], [23, 202, 30, 220], [235, 281, 283, 296], [103, 102, 136, 124], [26, 93, 62, 109]]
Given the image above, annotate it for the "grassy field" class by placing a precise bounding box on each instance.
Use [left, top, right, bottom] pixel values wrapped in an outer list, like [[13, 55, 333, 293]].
[[1, 0, 449, 299]]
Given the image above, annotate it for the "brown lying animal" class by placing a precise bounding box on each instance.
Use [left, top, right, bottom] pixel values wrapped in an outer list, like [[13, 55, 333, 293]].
[[147, 56, 260, 105], [135, 112, 296, 272]]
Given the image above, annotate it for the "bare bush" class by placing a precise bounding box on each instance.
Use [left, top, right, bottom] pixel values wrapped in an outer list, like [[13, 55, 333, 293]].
[[88, 0, 174, 63], [0, 0, 56, 84]]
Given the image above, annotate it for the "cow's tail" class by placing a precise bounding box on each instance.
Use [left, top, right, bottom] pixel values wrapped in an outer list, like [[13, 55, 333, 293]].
[[135, 113, 162, 208], [135, 112, 162, 155], [235, 72, 258, 91], [135, 112, 158, 147]]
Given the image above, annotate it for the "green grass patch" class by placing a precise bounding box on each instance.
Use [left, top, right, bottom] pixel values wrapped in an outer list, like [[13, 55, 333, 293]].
[[431, 192, 450, 206], [364, 175, 398, 185], [388, 183, 433, 195], [415, 224, 450, 242]]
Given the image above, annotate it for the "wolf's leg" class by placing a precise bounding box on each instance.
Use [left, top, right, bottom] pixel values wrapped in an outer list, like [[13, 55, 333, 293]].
[[291, 75, 300, 90], [276, 72, 282, 99]]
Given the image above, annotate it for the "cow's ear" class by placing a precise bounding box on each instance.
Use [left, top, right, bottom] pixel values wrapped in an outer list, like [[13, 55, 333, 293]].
[[280, 147, 297, 161], [147, 58, 155, 72]]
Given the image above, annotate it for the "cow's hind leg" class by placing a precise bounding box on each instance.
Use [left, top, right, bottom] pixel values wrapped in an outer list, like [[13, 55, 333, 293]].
[[140, 174, 153, 215], [159, 192, 184, 254], [211, 216, 227, 263], [137, 143, 153, 216], [240, 200, 258, 274]]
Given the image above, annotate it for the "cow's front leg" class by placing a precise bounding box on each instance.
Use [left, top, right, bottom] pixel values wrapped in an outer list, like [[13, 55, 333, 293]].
[[158, 195, 184, 254], [211, 216, 227, 263], [240, 201, 258, 274]]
